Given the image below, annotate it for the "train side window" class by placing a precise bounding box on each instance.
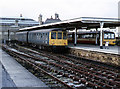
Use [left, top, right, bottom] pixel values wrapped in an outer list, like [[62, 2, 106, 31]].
[[41, 34, 42, 38], [44, 33, 45, 39], [63, 32, 67, 39], [45, 33, 47, 40], [58, 32, 62, 39], [42, 33, 44, 37], [68, 35, 72, 38], [39, 33, 40, 39], [51, 32, 56, 39], [77, 35, 79, 38]]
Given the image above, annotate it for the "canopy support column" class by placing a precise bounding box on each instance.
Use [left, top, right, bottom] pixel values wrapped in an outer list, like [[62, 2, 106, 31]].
[[95, 28, 98, 45], [74, 28, 77, 46], [8, 30, 10, 41], [100, 22, 104, 49]]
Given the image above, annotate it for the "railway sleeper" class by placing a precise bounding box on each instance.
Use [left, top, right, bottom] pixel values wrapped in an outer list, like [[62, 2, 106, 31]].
[[42, 52, 118, 81], [34, 55, 120, 88], [6, 47, 120, 88], [35, 61, 103, 88], [2, 44, 119, 88]]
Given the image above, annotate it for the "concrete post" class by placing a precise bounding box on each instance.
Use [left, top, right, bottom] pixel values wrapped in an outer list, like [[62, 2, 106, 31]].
[[96, 28, 98, 45], [100, 22, 104, 49], [8, 30, 10, 41], [74, 28, 77, 46]]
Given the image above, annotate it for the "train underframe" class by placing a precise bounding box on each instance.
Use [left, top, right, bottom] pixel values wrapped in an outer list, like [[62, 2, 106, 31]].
[[38, 45, 68, 53], [13, 41, 68, 53]]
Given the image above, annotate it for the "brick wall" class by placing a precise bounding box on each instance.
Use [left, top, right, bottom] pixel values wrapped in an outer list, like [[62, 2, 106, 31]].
[[69, 48, 120, 66]]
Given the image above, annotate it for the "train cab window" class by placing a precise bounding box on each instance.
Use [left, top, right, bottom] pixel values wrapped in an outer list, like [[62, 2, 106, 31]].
[[104, 33, 108, 39], [111, 33, 115, 39], [63, 32, 67, 39], [104, 33, 115, 39], [51, 32, 56, 39], [58, 32, 62, 39], [108, 33, 111, 39]]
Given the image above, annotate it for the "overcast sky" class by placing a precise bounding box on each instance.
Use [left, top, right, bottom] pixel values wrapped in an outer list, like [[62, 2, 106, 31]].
[[0, 0, 119, 21]]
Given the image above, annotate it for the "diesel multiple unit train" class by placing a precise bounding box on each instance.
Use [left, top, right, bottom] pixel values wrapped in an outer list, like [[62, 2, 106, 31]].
[[3, 27, 117, 52], [68, 31, 116, 45], [15, 28, 68, 51]]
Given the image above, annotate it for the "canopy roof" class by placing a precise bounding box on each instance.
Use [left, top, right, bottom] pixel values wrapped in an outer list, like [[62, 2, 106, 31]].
[[20, 17, 120, 31]]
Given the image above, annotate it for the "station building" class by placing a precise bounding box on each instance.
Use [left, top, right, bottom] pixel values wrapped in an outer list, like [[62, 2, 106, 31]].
[[0, 16, 39, 31], [0, 16, 39, 42], [38, 13, 61, 25]]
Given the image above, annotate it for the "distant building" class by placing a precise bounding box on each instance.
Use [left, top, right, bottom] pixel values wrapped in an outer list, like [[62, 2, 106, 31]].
[[0, 17, 39, 31], [44, 13, 61, 24], [38, 14, 43, 25], [0, 17, 39, 42]]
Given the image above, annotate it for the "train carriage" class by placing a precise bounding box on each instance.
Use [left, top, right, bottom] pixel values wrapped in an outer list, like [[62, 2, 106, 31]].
[[16, 28, 68, 51], [103, 31, 116, 45], [116, 37, 120, 46], [68, 31, 116, 45], [16, 31, 28, 44]]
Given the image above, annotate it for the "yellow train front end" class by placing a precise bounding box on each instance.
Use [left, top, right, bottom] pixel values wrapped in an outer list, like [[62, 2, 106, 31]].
[[49, 31, 68, 51], [103, 32, 116, 45], [103, 39, 116, 45]]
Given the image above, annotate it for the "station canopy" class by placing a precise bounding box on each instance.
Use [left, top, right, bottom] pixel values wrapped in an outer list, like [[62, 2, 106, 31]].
[[19, 17, 120, 31]]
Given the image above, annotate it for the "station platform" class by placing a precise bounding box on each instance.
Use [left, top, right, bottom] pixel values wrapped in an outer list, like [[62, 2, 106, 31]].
[[68, 43, 119, 55], [0, 48, 49, 88], [0, 62, 2, 89]]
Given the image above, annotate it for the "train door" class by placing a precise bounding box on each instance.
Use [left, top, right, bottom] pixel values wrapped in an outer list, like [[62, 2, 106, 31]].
[[49, 31, 57, 45]]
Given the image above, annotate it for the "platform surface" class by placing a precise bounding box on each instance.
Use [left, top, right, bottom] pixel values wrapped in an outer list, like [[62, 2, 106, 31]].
[[68, 43, 120, 55], [0, 48, 2, 89], [0, 62, 2, 89], [0, 48, 49, 88]]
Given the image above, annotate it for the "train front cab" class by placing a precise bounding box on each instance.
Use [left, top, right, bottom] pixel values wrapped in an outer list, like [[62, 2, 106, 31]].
[[103, 32, 116, 46], [49, 31, 68, 51]]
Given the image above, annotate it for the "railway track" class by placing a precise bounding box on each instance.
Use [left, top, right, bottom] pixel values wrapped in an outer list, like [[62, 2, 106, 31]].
[[2, 44, 120, 89]]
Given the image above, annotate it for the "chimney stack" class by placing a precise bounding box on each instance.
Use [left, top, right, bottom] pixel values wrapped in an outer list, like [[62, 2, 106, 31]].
[[38, 14, 42, 25], [55, 13, 59, 19], [20, 14, 22, 17], [15, 20, 18, 26]]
